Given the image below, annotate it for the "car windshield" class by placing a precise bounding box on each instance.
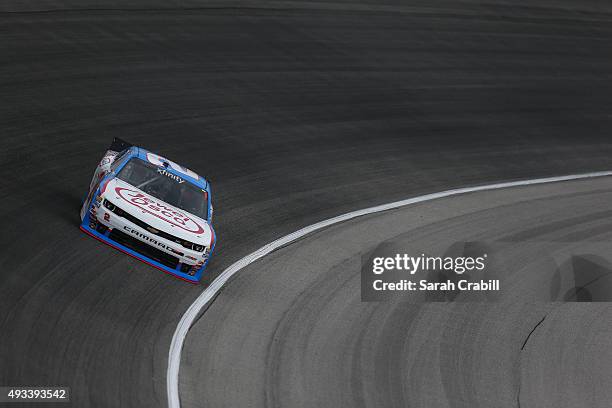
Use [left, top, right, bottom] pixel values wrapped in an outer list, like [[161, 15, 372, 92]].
[[116, 158, 208, 220]]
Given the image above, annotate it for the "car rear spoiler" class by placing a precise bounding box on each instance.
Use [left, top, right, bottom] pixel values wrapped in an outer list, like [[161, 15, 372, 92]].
[[109, 137, 134, 153]]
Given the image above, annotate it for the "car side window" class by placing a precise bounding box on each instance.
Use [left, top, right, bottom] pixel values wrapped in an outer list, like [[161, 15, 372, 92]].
[[110, 149, 129, 171]]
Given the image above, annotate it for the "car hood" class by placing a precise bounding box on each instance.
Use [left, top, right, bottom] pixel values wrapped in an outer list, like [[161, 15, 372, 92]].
[[103, 178, 213, 246]]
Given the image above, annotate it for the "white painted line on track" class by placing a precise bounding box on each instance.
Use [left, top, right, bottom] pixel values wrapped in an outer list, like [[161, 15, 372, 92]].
[[167, 170, 612, 408]]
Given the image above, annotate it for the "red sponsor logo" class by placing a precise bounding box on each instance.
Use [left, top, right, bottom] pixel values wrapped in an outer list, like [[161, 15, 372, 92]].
[[115, 187, 205, 234]]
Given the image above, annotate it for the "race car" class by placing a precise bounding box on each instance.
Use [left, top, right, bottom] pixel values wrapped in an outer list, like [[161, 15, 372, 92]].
[[79, 138, 215, 283]]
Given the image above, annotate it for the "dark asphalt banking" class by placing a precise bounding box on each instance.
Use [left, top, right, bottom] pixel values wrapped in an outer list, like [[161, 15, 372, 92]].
[[180, 176, 612, 408], [3, 1, 612, 407]]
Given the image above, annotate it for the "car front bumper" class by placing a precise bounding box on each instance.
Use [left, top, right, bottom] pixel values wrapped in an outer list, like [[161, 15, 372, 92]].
[[80, 202, 212, 283]]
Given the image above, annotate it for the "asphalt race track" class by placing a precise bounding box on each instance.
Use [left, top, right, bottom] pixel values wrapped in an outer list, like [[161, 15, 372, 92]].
[[180, 176, 612, 408], [2, 1, 612, 407]]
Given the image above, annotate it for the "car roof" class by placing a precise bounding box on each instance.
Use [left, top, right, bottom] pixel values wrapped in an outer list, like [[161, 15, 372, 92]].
[[129, 146, 210, 191]]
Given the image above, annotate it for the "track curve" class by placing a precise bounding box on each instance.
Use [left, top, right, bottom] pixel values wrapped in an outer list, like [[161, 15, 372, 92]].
[[3, 1, 612, 407], [168, 170, 612, 407], [180, 176, 612, 408]]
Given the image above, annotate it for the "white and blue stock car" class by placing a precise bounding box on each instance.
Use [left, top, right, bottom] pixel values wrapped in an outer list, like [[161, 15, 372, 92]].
[[80, 138, 215, 283]]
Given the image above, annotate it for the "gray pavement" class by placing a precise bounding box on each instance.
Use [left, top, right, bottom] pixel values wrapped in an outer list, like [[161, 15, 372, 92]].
[[3, 1, 612, 406], [181, 177, 612, 408]]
